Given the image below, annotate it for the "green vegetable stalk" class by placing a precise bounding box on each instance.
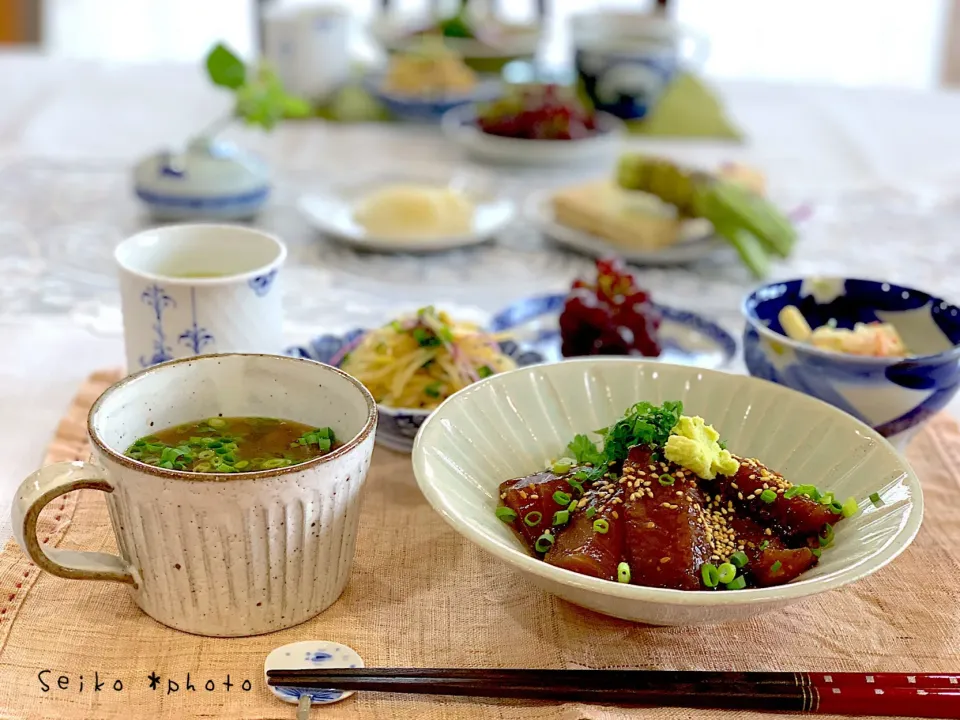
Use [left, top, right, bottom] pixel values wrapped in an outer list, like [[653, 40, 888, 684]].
[[204, 43, 311, 132], [616, 154, 797, 278]]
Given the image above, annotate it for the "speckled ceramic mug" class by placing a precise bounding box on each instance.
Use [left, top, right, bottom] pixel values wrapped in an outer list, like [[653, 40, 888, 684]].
[[12, 354, 377, 637]]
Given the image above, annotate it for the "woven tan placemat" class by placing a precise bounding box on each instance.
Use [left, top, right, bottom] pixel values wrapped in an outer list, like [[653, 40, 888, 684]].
[[0, 370, 958, 720]]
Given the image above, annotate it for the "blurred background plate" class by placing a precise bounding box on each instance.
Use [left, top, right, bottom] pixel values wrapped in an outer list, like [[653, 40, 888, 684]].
[[298, 165, 517, 253], [362, 74, 504, 123], [441, 104, 625, 166], [526, 188, 727, 265]]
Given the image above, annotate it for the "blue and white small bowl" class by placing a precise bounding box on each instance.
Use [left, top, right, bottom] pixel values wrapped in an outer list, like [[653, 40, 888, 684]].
[[132, 136, 270, 221], [287, 330, 545, 453], [364, 75, 503, 123], [743, 277, 960, 448]]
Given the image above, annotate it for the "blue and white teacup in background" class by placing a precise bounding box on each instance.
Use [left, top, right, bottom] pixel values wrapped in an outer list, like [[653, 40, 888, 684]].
[[263, 3, 351, 103], [742, 277, 960, 449], [571, 12, 709, 121], [115, 224, 286, 373]]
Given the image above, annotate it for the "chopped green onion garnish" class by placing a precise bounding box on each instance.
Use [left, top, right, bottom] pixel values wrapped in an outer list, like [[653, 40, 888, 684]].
[[523, 511, 542, 527], [478, 365, 493, 379], [717, 562, 736, 584], [553, 510, 570, 526], [495, 506, 517, 523], [534, 532, 554, 553], [819, 523, 834, 547], [724, 576, 747, 590], [552, 490, 572, 506], [650, 453, 660, 462], [593, 518, 610, 534], [783, 486, 800, 499], [617, 562, 631, 584], [234, 460, 249, 470], [585, 507, 596, 518], [658, 474, 675, 486], [193, 462, 211, 473], [828, 501, 844, 514], [729, 551, 749, 569], [760, 489, 777, 503], [567, 499, 578, 512], [770, 560, 783, 573], [207, 417, 226, 428], [819, 491, 835, 506], [811, 547, 822, 558], [758, 540, 770, 551], [424, 382, 442, 399], [869, 492, 884, 507], [701, 563, 720, 588], [552, 458, 574, 475]]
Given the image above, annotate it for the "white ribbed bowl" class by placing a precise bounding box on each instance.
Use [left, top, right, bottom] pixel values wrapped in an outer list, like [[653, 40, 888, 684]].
[[412, 359, 923, 625]]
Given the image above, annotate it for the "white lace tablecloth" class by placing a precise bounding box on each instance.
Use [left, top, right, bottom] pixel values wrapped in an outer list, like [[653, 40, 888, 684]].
[[2, 54, 960, 540]]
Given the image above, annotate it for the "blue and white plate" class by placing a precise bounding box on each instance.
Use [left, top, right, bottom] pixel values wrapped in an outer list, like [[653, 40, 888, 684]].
[[743, 276, 960, 446], [364, 74, 503, 123], [287, 331, 545, 453], [488, 293, 736, 368]]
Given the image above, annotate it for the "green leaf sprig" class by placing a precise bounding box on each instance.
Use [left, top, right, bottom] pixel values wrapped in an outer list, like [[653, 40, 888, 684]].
[[566, 400, 684, 483], [204, 42, 311, 131]]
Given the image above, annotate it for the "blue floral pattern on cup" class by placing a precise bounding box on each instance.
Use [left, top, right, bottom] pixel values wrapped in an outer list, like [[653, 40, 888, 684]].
[[178, 288, 216, 354], [286, 329, 545, 453], [139, 284, 176, 368], [248, 268, 278, 297], [742, 278, 960, 441]]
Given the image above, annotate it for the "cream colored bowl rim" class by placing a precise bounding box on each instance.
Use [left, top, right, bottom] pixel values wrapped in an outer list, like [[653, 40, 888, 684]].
[[412, 358, 924, 607]]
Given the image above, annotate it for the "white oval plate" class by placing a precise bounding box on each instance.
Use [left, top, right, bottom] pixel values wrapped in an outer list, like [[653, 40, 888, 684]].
[[441, 104, 625, 167], [298, 167, 517, 253], [526, 189, 728, 266]]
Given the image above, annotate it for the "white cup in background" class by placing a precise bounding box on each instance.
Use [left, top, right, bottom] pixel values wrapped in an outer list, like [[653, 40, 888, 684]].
[[263, 3, 351, 102], [115, 224, 286, 373]]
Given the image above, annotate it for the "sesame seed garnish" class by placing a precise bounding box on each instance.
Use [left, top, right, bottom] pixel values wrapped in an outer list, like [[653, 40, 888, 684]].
[[645, 521, 656, 529], [660, 556, 671, 564], [519, 491, 528, 499], [530, 494, 538, 500], [611, 511, 619, 520], [737, 492, 744, 500]]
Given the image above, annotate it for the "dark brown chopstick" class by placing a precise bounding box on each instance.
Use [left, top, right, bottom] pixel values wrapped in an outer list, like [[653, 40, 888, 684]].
[[265, 668, 960, 718]]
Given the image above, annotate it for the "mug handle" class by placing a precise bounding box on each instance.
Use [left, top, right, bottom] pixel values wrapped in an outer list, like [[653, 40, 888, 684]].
[[12, 461, 137, 586]]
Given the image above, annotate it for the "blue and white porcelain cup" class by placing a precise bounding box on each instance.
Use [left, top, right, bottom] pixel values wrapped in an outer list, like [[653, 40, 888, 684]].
[[572, 12, 709, 121], [115, 224, 286, 373]]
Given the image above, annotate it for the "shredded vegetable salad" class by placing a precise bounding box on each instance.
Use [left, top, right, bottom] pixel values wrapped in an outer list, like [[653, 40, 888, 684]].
[[340, 307, 516, 409], [778, 305, 909, 358]]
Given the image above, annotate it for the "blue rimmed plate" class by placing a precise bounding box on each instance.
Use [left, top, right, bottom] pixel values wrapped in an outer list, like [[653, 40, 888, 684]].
[[488, 293, 736, 368], [363, 74, 504, 123], [286, 331, 545, 453]]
